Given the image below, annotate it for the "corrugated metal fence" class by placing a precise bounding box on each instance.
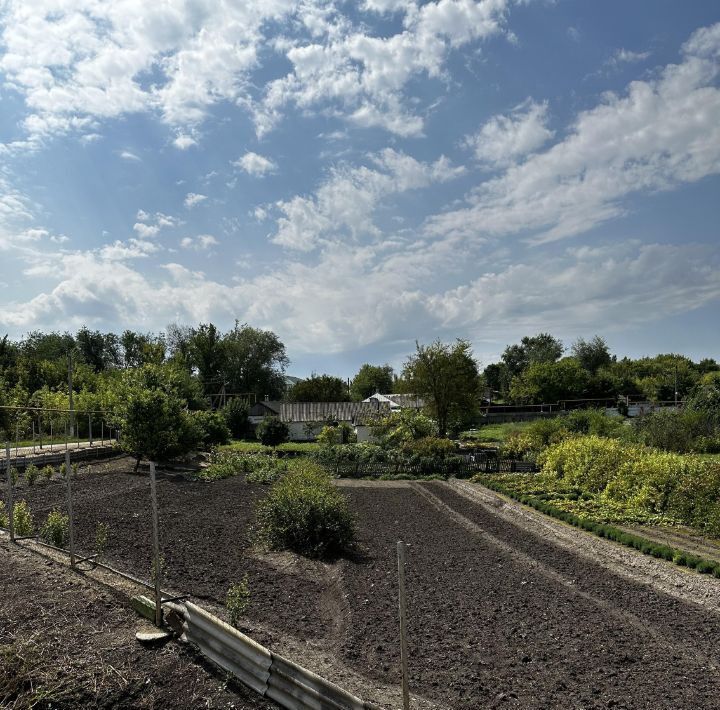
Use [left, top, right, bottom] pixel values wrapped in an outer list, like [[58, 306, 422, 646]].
[[178, 601, 383, 710], [0, 444, 118, 472]]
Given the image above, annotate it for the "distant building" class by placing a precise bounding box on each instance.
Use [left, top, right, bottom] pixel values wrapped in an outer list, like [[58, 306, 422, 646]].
[[249, 400, 390, 441]]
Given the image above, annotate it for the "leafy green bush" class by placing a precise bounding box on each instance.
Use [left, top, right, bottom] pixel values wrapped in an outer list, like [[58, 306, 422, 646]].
[[255, 416, 289, 447], [0, 501, 7, 528], [25, 464, 38, 486], [254, 467, 355, 558], [227, 576, 251, 626], [191, 410, 231, 448], [41, 465, 54, 481], [40, 510, 69, 547], [13, 501, 34, 536]]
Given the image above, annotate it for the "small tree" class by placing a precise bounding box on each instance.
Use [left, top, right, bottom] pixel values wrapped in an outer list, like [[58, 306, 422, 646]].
[[350, 364, 394, 401], [403, 339, 479, 438], [222, 398, 250, 439], [118, 387, 199, 470], [256, 416, 289, 447]]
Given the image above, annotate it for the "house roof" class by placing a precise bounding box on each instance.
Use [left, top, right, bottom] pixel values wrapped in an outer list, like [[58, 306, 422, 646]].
[[363, 393, 425, 409], [280, 401, 390, 423], [248, 400, 282, 416]]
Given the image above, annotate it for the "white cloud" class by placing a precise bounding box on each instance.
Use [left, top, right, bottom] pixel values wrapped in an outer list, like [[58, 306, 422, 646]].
[[173, 133, 197, 150], [426, 23, 720, 245], [271, 148, 464, 251], [119, 150, 141, 161], [180, 234, 219, 250], [609, 48, 651, 66], [464, 99, 554, 167], [133, 210, 179, 238], [133, 222, 160, 239], [184, 192, 207, 209], [234, 151, 278, 176]]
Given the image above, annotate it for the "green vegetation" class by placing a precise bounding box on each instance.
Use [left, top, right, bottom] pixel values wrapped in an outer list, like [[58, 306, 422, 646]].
[[95, 522, 110, 559], [255, 416, 289, 447], [254, 466, 355, 559], [190, 409, 231, 448], [220, 440, 320, 454], [13, 501, 34, 536], [40, 510, 69, 547], [25, 464, 38, 486], [477, 476, 720, 577], [463, 421, 534, 444], [226, 576, 251, 626]]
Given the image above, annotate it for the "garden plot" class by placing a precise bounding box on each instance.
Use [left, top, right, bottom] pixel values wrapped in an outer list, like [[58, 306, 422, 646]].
[[10, 458, 720, 709]]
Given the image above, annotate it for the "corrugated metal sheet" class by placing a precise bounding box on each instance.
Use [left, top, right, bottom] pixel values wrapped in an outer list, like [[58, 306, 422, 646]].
[[280, 402, 390, 424], [182, 601, 272, 695], [176, 601, 385, 710]]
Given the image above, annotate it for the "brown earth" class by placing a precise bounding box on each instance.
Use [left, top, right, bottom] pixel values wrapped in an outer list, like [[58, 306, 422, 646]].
[[0, 544, 275, 709], [8, 460, 720, 709]]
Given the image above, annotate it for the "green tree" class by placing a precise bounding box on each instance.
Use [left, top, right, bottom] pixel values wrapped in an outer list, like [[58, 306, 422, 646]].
[[222, 398, 250, 438], [509, 358, 589, 404], [116, 386, 199, 471], [571, 335, 613, 373], [350, 364, 394, 401], [289, 374, 349, 402], [222, 322, 288, 400], [402, 339, 479, 438]]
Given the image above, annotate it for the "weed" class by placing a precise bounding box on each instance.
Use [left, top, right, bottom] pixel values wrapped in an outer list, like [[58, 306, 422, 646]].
[[95, 522, 110, 559], [226, 575, 251, 627]]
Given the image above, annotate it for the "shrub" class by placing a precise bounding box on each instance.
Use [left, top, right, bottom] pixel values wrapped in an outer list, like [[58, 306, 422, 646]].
[[245, 456, 288, 484], [0, 501, 6, 528], [60, 462, 67, 477], [25, 464, 38, 486], [226, 575, 251, 626], [13, 500, 34, 536], [191, 410, 231, 448], [254, 467, 355, 559], [8, 467, 18, 486], [256, 416, 289, 447], [40, 510, 69, 547], [41, 465, 54, 481]]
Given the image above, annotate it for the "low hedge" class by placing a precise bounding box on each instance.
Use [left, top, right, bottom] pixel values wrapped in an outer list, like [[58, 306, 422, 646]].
[[477, 478, 720, 578]]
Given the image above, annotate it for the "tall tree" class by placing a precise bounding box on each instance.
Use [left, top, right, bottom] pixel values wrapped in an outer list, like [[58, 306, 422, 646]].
[[350, 364, 394, 401], [571, 335, 613, 373], [189, 323, 225, 393], [289, 374, 349, 402], [402, 339, 479, 438], [222, 322, 289, 400]]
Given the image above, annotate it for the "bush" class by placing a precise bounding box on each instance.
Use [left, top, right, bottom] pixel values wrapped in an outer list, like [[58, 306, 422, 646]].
[[8, 467, 18, 486], [254, 467, 355, 558], [25, 464, 38, 486], [40, 510, 69, 547], [13, 500, 34, 536], [191, 410, 231, 448], [0, 501, 6, 528], [95, 522, 110, 559], [255, 416, 289, 447], [227, 576, 251, 626], [41, 465, 54, 481]]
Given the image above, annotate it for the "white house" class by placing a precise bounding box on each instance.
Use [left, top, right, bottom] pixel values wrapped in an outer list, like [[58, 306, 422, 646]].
[[362, 393, 425, 411]]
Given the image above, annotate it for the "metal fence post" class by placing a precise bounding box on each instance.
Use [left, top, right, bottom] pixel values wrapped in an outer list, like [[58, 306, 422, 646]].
[[397, 540, 410, 710], [65, 450, 76, 567], [88, 415, 93, 447], [149, 462, 163, 627], [5, 443, 14, 541]]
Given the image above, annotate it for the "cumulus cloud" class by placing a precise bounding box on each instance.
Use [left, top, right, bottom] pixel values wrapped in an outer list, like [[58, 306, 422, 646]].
[[234, 151, 278, 176], [173, 133, 197, 150], [183, 192, 207, 209], [426, 23, 720, 244], [464, 99, 554, 167], [180, 234, 219, 250], [271, 148, 464, 251], [133, 210, 179, 238]]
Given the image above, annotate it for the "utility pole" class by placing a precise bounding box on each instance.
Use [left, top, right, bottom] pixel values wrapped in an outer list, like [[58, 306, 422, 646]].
[[68, 352, 75, 438]]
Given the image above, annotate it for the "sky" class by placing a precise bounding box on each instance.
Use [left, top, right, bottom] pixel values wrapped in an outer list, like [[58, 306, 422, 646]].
[[0, 0, 719, 379]]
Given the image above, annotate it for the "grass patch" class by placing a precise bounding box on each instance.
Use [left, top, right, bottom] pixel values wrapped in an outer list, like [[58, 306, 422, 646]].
[[462, 421, 534, 444]]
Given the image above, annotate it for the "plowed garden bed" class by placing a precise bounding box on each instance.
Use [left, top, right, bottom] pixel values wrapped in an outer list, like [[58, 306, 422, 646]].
[[8, 458, 720, 709]]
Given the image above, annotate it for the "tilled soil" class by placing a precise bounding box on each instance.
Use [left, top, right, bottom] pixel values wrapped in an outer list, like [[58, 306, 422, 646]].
[[0, 545, 274, 709], [10, 462, 720, 709]]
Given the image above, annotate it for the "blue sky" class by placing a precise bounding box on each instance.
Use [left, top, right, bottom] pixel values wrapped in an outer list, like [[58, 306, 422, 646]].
[[0, 0, 719, 378]]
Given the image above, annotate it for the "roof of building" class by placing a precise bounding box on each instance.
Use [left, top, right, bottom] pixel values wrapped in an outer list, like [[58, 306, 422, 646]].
[[363, 393, 425, 409], [279, 401, 390, 423], [248, 400, 282, 416]]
